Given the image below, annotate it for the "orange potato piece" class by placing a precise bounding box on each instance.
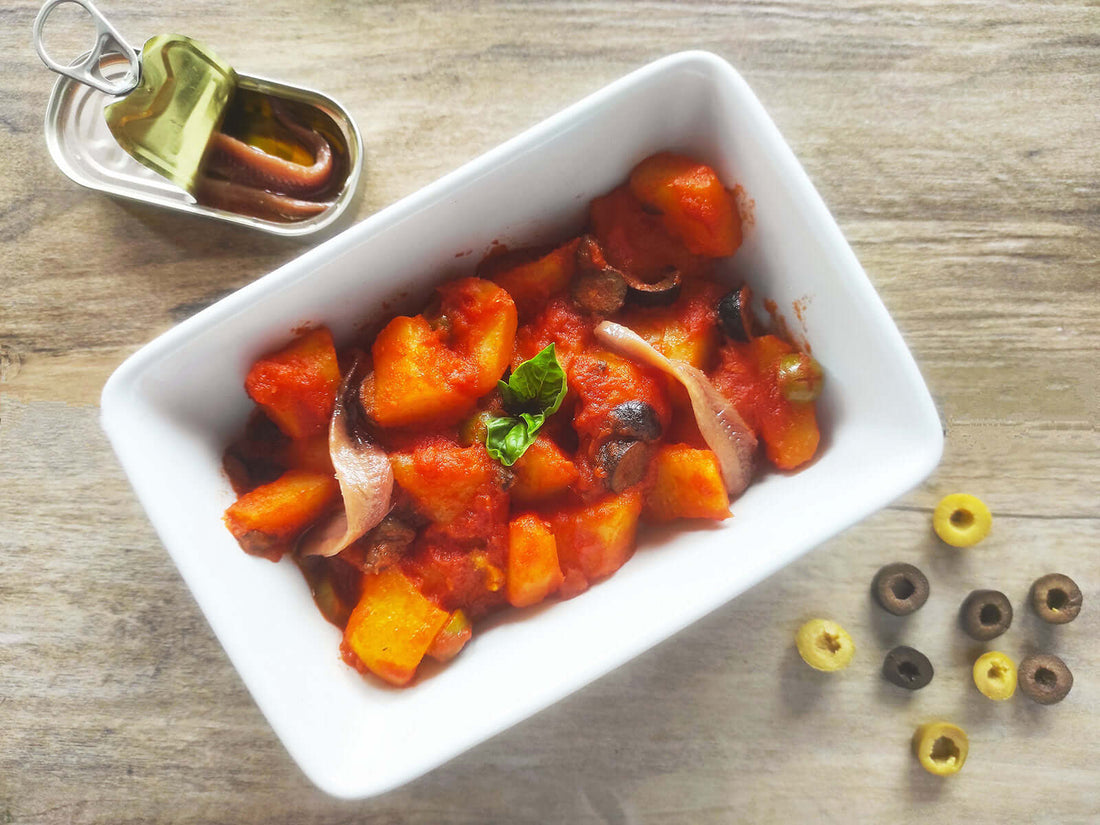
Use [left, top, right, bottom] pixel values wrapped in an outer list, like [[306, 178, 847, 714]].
[[371, 278, 517, 428], [619, 278, 726, 371], [506, 514, 564, 608], [489, 238, 580, 319], [750, 336, 821, 470], [589, 185, 704, 281], [509, 435, 579, 503], [369, 315, 474, 427], [628, 152, 742, 258], [549, 490, 643, 587], [644, 444, 731, 522], [568, 349, 671, 443], [223, 469, 340, 561], [426, 609, 473, 662], [281, 432, 334, 475], [390, 437, 496, 524], [711, 336, 821, 470], [244, 327, 341, 439], [343, 566, 451, 686]]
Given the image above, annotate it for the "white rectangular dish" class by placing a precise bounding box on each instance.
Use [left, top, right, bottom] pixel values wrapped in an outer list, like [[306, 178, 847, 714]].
[[101, 50, 942, 798]]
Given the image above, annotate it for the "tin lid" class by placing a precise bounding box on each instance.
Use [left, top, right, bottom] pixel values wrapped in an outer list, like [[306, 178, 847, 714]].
[[104, 35, 236, 192]]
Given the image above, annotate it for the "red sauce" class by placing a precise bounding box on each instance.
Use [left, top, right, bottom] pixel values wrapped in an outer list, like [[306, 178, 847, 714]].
[[221, 151, 824, 687]]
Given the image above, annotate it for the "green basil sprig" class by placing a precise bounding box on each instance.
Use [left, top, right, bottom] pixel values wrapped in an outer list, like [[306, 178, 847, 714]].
[[484, 344, 567, 466]]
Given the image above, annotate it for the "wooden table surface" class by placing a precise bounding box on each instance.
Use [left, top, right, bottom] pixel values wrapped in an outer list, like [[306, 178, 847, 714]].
[[2, 1, 1097, 822]]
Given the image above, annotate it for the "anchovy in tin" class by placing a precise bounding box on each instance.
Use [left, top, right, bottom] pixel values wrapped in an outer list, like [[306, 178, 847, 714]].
[[33, 0, 362, 235]]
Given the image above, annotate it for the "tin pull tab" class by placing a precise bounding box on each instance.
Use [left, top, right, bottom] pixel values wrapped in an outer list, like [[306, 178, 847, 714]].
[[33, 0, 140, 96]]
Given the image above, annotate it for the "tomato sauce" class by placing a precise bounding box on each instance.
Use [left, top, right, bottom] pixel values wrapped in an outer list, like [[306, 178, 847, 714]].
[[221, 151, 824, 687]]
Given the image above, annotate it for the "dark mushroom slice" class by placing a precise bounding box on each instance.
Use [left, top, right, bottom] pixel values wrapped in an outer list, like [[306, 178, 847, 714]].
[[1018, 653, 1073, 705], [1030, 573, 1083, 624], [882, 645, 934, 690], [622, 268, 682, 307], [871, 562, 930, 616], [959, 589, 1013, 641], [717, 284, 755, 342], [608, 400, 663, 443], [598, 439, 653, 493], [572, 266, 628, 314]]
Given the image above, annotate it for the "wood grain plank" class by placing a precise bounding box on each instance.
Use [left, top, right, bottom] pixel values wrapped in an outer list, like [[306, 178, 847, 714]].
[[1, 0, 1097, 821]]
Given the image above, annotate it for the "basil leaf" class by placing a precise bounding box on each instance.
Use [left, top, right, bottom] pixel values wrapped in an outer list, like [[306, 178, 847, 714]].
[[498, 344, 567, 416], [484, 412, 545, 466], [484, 345, 567, 466]]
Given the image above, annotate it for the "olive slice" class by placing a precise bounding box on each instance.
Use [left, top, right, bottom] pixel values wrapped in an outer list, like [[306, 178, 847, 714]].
[[572, 267, 627, 314], [1030, 573, 1082, 624], [959, 589, 1013, 641], [608, 401, 663, 443], [598, 439, 653, 493], [883, 645, 934, 690], [1018, 653, 1073, 705], [572, 235, 628, 313], [871, 562, 930, 616], [622, 269, 682, 307], [717, 284, 754, 341]]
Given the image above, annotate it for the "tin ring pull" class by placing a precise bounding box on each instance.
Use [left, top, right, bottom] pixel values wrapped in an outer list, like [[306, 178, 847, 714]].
[[33, 0, 140, 97]]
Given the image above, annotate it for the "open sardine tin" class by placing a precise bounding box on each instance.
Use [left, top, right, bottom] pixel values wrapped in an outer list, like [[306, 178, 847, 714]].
[[40, 32, 362, 237]]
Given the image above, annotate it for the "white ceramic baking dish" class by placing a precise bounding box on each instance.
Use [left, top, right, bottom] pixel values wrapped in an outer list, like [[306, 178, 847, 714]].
[[101, 50, 942, 798]]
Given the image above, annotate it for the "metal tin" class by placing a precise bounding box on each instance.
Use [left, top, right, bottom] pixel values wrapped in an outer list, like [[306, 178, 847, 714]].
[[104, 34, 237, 193], [36, 3, 362, 237]]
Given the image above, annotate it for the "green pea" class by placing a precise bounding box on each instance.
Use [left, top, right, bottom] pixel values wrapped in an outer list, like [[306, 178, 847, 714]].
[[777, 353, 824, 403]]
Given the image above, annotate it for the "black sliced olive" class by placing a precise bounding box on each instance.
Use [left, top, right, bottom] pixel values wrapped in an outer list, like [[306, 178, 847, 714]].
[[717, 284, 754, 342], [608, 401, 662, 443], [959, 589, 1013, 641], [598, 439, 653, 493], [572, 234, 628, 313], [572, 267, 628, 314], [871, 562, 930, 616], [622, 269, 682, 307], [1018, 653, 1073, 705], [1030, 573, 1083, 624], [882, 646, 934, 690]]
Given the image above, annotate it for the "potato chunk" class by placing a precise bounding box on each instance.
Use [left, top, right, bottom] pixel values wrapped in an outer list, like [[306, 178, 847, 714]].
[[488, 238, 580, 319], [343, 566, 450, 686], [244, 327, 341, 439], [371, 278, 517, 428], [509, 435, 578, 503], [390, 437, 496, 524], [549, 491, 643, 588], [507, 514, 564, 608], [644, 445, 731, 522], [628, 152, 742, 258], [223, 469, 340, 561]]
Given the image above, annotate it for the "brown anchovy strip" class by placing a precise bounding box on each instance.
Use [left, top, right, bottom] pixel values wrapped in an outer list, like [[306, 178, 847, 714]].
[[196, 102, 335, 221], [299, 356, 394, 558], [204, 102, 334, 197], [195, 177, 332, 221]]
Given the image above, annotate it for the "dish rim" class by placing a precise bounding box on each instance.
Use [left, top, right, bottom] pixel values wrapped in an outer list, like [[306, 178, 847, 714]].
[[101, 49, 943, 798]]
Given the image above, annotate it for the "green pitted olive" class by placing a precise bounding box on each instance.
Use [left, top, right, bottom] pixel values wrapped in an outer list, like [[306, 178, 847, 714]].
[[458, 410, 496, 446], [776, 353, 824, 403]]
